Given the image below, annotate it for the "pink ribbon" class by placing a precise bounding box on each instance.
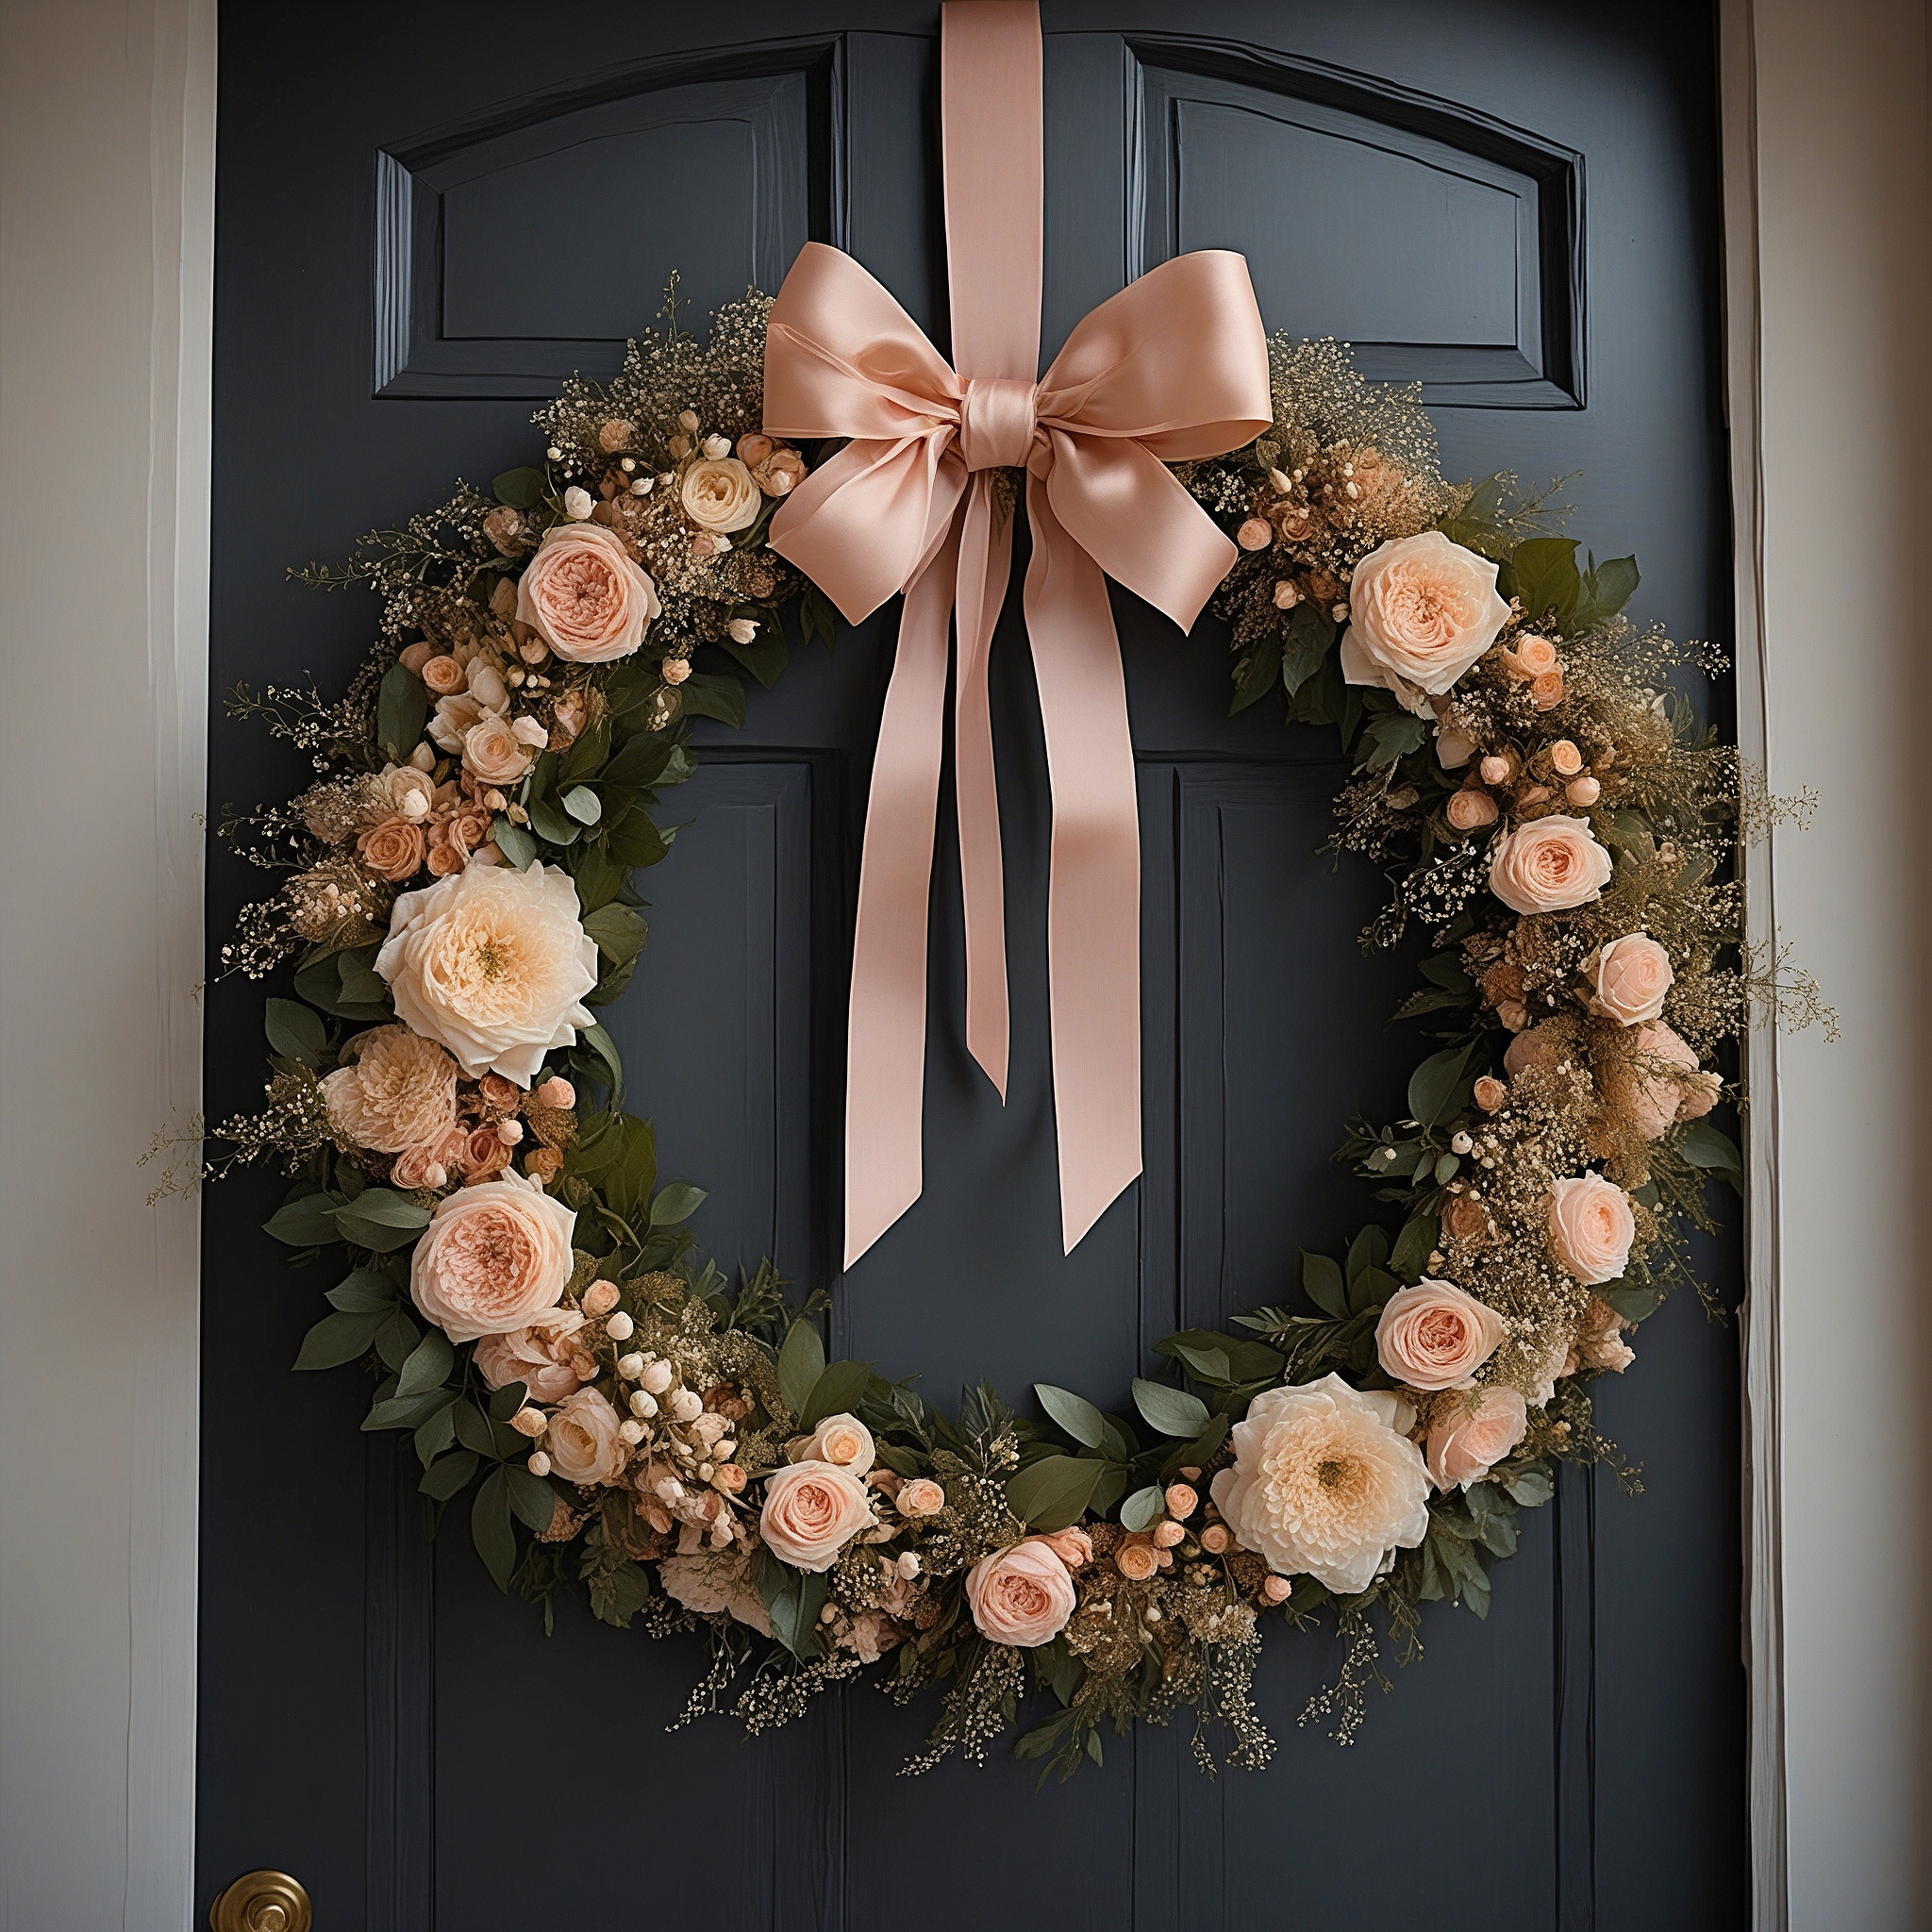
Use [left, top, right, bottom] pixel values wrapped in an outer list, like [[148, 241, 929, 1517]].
[[763, 0, 1270, 1267]]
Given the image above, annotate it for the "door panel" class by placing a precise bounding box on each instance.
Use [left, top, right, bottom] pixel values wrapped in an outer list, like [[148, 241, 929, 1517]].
[[202, 6, 1740, 1927]]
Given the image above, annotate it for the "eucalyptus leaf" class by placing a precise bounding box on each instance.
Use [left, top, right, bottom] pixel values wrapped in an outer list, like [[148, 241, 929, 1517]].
[[1005, 1455, 1104, 1531], [582, 903, 648, 967], [292, 1307, 384, 1371], [262, 996, 326, 1067], [1119, 1485, 1165, 1533], [492, 815, 538, 870], [649, 1182, 706, 1226], [1033, 1383, 1107, 1450], [560, 784, 602, 825], [1131, 1378, 1210, 1439], [776, 1320, 826, 1420], [471, 1469, 516, 1591]]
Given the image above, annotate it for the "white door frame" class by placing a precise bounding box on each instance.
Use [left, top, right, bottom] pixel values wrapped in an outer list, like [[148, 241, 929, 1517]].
[[2, 2, 1923, 1925]]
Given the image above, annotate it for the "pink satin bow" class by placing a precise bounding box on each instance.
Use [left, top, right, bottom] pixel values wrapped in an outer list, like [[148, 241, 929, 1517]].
[[763, 1, 1270, 1268]]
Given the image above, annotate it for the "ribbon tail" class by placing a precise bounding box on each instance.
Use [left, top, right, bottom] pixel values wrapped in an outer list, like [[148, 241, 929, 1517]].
[[843, 525, 962, 1269], [1023, 477, 1143, 1252], [953, 475, 1012, 1100]]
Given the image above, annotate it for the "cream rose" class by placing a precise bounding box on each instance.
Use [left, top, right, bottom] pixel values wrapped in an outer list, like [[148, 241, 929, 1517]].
[[426, 690, 502, 756], [514, 522, 660, 663], [1210, 1374, 1430, 1595], [376, 862, 598, 1083], [408, 1168, 575, 1341], [1374, 1279, 1507, 1391], [320, 1024, 458, 1155], [1589, 934, 1674, 1025], [545, 1387, 628, 1486], [796, 1412, 874, 1474], [473, 1307, 591, 1404], [964, 1537, 1077, 1648], [658, 1546, 773, 1636], [1425, 1387, 1528, 1491], [1606, 1020, 1722, 1140], [460, 714, 535, 788], [1575, 1295, 1637, 1374], [1488, 814, 1613, 915], [679, 457, 762, 533], [1547, 1174, 1636, 1285], [896, 1477, 945, 1518], [1339, 532, 1511, 714], [758, 1459, 875, 1572]]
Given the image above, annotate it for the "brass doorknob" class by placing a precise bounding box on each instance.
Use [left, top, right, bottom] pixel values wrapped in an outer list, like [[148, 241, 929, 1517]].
[[208, 1870, 311, 1932]]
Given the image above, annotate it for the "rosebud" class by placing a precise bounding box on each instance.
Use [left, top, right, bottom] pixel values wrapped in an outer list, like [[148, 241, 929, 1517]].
[[618, 1418, 645, 1444], [1164, 1483, 1198, 1519], [728, 617, 759, 644], [1531, 670, 1565, 709], [1199, 1524, 1231, 1555], [1496, 1000, 1529, 1032], [409, 741, 437, 773], [738, 433, 774, 466], [563, 486, 594, 521], [526, 1452, 551, 1477], [677, 408, 700, 432], [605, 1311, 635, 1341], [1273, 580, 1298, 609], [1153, 1520, 1186, 1549], [581, 1280, 619, 1318], [1566, 775, 1602, 807], [509, 1407, 547, 1438], [1451, 1130, 1474, 1155], [1261, 1574, 1291, 1604], [1237, 517, 1273, 551], [714, 1463, 748, 1494], [617, 1353, 645, 1380], [1473, 1074, 1507, 1111], [670, 1389, 705, 1424], [641, 1359, 675, 1395], [598, 418, 635, 452], [702, 433, 731, 458], [1479, 754, 1512, 786], [629, 1390, 658, 1419], [1549, 739, 1584, 776], [895, 1552, 922, 1579], [496, 1118, 525, 1145], [629, 477, 654, 496], [1445, 789, 1499, 832], [660, 658, 691, 687]]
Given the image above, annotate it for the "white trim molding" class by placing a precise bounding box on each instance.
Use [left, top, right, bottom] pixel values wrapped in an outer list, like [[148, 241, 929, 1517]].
[[0, 3, 214, 1929]]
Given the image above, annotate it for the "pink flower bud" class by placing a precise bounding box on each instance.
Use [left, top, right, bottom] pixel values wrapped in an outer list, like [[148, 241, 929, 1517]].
[[1445, 789, 1499, 833], [1199, 1524, 1231, 1555], [1549, 739, 1584, 776], [1479, 755, 1511, 786], [1567, 775, 1602, 807], [536, 1075, 575, 1109], [526, 1452, 551, 1478], [1237, 517, 1274, 551], [496, 1118, 525, 1145], [661, 657, 691, 686], [509, 1407, 547, 1439], [1153, 1520, 1186, 1549], [1261, 1574, 1291, 1604], [1164, 1483, 1198, 1519], [581, 1280, 620, 1319], [1473, 1074, 1507, 1112], [605, 1311, 635, 1341]]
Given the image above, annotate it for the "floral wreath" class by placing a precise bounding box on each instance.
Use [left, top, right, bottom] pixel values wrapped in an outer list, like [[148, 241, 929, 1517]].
[[175, 289, 1828, 1782]]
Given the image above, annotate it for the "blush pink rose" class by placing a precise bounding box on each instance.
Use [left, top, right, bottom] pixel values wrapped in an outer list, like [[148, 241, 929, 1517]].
[[1606, 1021, 1723, 1140], [964, 1537, 1077, 1648], [544, 1387, 627, 1486], [1425, 1387, 1528, 1491], [1340, 532, 1512, 713], [795, 1412, 874, 1473], [1374, 1279, 1507, 1391], [1547, 1174, 1636, 1285], [758, 1460, 874, 1572], [408, 1169, 575, 1341], [1589, 934, 1674, 1025], [514, 522, 660, 663], [473, 1307, 591, 1404], [1488, 813, 1613, 915]]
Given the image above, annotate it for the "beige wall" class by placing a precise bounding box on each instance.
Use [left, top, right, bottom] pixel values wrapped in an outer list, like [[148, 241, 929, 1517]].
[[0, 1, 1926, 1927], [0, 3, 212, 1928]]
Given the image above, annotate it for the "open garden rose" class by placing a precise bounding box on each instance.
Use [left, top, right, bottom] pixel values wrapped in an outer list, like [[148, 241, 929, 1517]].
[[376, 861, 598, 1083], [658, 1547, 773, 1636], [1425, 1387, 1528, 1491], [1588, 934, 1674, 1025], [1604, 1020, 1722, 1139], [460, 713, 535, 788], [473, 1307, 591, 1404], [680, 456, 762, 532], [1339, 531, 1511, 712], [896, 1477, 945, 1518], [1210, 1374, 1430, 1595], [964, 1537, 1077, 1648], [796, 1412, 874, 1473], [408, 1168, 575, 1341], [1547, 1173, 1636, 1284], [320, 1024, 458, 1155], [1488, 813, 1613, 915], [758, 1459, 874, 1571], [544, 1387, 628, 1486], [1374, 1279, 1507, 1391], [514, 521, 660, 663], [357, 816, 427, 882]]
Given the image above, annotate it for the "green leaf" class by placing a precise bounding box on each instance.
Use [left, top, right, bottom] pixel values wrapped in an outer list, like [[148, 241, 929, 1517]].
[[264, 1191, 338, 1247], [452, 1400, 498, 1456], [1033, 1383, 1107, 1450], [722, 627, 791, 689], [418, 1449, 479, 1501], [376, 659, 429, 764], [605, 807, 671, 869], [1161, 1338, 1232, 1383], [587, 1557, 654, 1630], [1005, 1455, 1104, 1531], [1302, 1250, 1348, 1319], [486, 1380, 529, 1422], [560, 716, 611, 782], [413, 1402, 457, 1466], [1347, 1266, 1399, 1316], [1357, 708, 1427, 771], [362, 1390, 455, 1433], [677, 670, 746, 728], [1119, 1484, 1164, 1533], [649, 1182, 706, 1226], [560, 784, 602, 826], [527, 797, 582, 847], [393, 1325, 454, 1398], [1595, 1277, 1667, 1324], [1390, 1212, 1438, 1282], [491, 465, 546, 509], [333, 1189, 433, 1254], [576, 1022, 625, 1108], [1504, 1463, 1556, 1507], [1131, 1378, 1211, 1439], [1345, 1224, 1391, 1288], [582, 903, 648, 968], [1407, 1042, 1476, 1130], [325, 1268, 395, 1313], [1158, 1329, 1284, 1384], [601, 733, 678, 789], [1507, 536, 1583, 627], [777, 1320, 826, 1420], [1676, 1118, 1741, 1176], [293, 1307, 385, 1371], [504, 1464, 558, 1534], [1179, 1413, 1230, 1471], [1578, 553, 1640, 626], [492, 815, 538, 870], [1228, 631, 1283, 714], [471, 1470, 516, 1591], [263, 996, 326, 1067], [1279, 603, 1336, 696], [375, 1306, 419, 1372], [798, 1359, 873, 1432]]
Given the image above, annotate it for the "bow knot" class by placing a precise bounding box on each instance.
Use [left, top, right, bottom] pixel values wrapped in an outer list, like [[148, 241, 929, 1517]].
[[958, 376, 1038, 471]]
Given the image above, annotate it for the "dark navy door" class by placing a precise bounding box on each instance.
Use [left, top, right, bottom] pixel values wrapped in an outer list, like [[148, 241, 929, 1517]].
[[200, 5, 1742, 1927]]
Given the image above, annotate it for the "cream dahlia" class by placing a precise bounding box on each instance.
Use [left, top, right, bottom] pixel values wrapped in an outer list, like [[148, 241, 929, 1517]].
[[320, 1024, 458, 1155], [375, 862, 598, 1084], [1210, 1374, 1430, 1595]]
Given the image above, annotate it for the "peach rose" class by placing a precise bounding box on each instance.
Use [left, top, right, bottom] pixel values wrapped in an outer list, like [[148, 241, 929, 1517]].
[[378, 761, 437, 821], [1504, 634, 1559, 678], [357, 816, 427, 882], [1374, 1279, 1507, 1391], [964, 1538, 1077, 1648], [896, 1477, 945, 1518], [1488, 813, 1613, 915], [320, 1024, 458, 1155], [1340, 532, 1512, 713], [1606, 1020, 1722, 1139], [1115, 1538, 1160, 1581], [1473, 1074, 1507, 1111], [460, 714, 534, 788], [1589, 934, 1674, 1025], [753, 446, 807, 497], [1425, 1387, 1528, 1491], [376, 861, 598, 1084], [1445, 788, 1499, 832], [545, 1387, 628, 1486], [1038, 1525, 1092, 1571], [1547, 1174, 1636, 1285], [1575, 1295, 1637, 1374], [759, 1459, 875, 1572], [388, 1143, 447, 1191], [408, 1168, 575, 1341], [680, 457, 761, 533], [515, 522, 660, 664], [474, 1307, 591, 1404], [421, 653, 467, 696], [797, 1412, 874, 1474]]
